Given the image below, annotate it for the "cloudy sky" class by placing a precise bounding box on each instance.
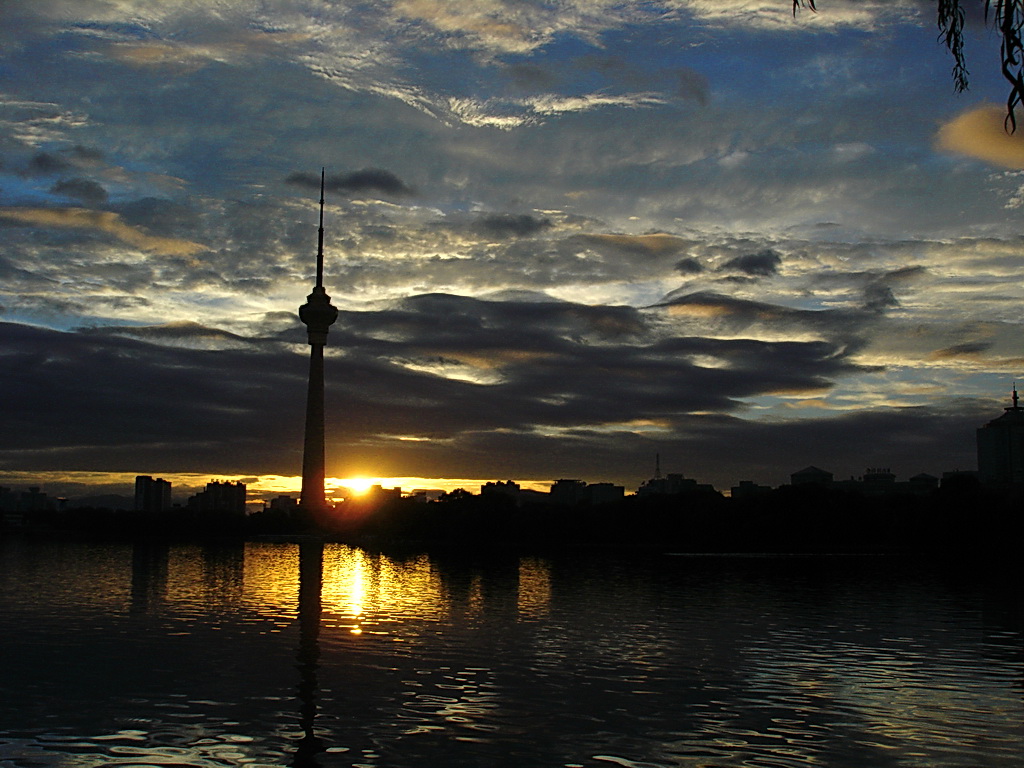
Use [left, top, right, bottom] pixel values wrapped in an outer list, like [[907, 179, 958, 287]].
[[2, 0, 1023, 502]]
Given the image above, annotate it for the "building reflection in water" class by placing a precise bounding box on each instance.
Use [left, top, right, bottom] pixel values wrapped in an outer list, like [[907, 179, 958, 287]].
[[293, 539, 326, 767], [130, 541, 169, 615], [201, 542, 246, 603]]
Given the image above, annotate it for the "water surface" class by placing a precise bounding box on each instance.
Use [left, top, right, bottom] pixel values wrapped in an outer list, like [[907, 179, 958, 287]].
[[0, 538, 1021, 767]]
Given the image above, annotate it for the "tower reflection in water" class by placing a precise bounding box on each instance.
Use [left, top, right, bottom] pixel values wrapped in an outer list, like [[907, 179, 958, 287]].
[[294, 539, 326, 767]]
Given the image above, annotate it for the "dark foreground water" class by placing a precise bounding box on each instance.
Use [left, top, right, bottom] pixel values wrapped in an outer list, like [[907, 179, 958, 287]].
[[0, 538, 1021, 768]]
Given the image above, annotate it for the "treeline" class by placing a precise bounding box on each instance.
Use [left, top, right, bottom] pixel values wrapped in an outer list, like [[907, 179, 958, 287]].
[[347, 481, 1023, 555], [10, 505, 250, 540], [7, 480, 1022, 554]]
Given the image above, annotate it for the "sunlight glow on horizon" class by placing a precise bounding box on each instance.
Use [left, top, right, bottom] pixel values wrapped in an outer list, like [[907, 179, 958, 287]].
[[0, 470, 555, 500]]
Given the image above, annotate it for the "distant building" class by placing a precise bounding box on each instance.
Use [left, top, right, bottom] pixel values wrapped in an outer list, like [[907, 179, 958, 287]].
[[637, 473, 714, 496], [941, 469, 980, 489], [977, 386, 1024, 486], [0, 486, 21, 527], [481, 480, 521, 501], [790, 466, 834, 487], [585, 483, 625, 505], [134, 475, 171, 513], [20, 487, 53, 513], [829, 468, 940, 497], [0, 486, 58, 527], [862, 467, 895, 484], [188, 480, 246, 514], [550, 479, 588, 505], [858, 467, 896, 496], [731, 480, 772, 500], [268, 494, 299, 512], [908, 473, 939, 493], [361, 485, 402, 505], [408, 489, 444, 503], [547, 479, 624, 505]]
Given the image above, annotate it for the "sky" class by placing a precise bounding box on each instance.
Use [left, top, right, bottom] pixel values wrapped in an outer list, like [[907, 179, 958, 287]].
[[2, 0, 1023, 503]]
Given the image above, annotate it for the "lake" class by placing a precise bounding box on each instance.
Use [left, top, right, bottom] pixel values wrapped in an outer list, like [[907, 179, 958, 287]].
[[0, 537, 1021, 767]]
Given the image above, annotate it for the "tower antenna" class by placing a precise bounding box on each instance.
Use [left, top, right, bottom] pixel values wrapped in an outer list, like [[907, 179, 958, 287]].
[[316, 168, 325, 289]]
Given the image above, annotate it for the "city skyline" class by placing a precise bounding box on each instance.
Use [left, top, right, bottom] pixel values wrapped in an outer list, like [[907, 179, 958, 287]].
[[2, 3, 1024, 496]]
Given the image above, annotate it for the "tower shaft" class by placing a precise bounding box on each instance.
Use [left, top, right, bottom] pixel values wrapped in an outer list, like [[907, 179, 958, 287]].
[[301, 343, 327, 511]]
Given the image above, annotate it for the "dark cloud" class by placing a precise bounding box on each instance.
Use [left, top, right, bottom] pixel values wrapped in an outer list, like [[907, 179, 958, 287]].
[[931, 341, 992, 359], [0, 275, 987, 490], [79, 321, 257, 349], [476, 213, 551, 239], [505, 63, 558, 90], [863, 282, 899, 313], [69, 145, 104, 161], [50, 177, 108, 204], [884, 265, 928, 282], [0, 255, 57, 286], [863, 266, 926, 313], [26, 152, 71, 175], [117, 197, 201, 236], [653, 291, 868, 343], [803, 265, 927, 314], [674, 69, 710, 105], [286, 169, 413, 198], [0, 321, 306, 474], [675, 257, 704, 275], [719, 249, 781, 277]]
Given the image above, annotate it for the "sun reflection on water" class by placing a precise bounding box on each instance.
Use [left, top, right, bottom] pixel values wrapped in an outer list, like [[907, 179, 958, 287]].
[[319, 546, 446, 636]]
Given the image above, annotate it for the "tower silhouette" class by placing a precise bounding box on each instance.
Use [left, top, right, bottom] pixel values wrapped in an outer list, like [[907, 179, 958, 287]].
[[298, 170, 339, 517]]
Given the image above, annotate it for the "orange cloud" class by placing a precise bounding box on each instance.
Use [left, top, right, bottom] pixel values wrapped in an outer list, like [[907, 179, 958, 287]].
[[764, 385, 831, 397], [935, 105, 1024, 169], [0, 207, 205, 257], [106, 31, 311, 69], [394, 0, 529, 49], [436, 349, 554, 369], [666, 302, 734, 318], [582, 233, 687, 256]]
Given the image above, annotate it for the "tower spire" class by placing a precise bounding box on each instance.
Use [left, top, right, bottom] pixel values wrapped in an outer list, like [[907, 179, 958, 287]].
[[316, 168, 325, 289]]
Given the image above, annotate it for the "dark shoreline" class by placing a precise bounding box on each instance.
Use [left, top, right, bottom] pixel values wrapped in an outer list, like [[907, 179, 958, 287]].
[[4, 478, 1021, 557]]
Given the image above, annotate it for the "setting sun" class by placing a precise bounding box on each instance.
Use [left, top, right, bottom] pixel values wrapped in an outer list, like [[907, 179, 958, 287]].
[[338, 477, 378, 496]]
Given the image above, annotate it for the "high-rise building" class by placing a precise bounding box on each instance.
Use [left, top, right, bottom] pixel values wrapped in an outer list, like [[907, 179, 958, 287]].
[[977, 386, 1024, 486], [298, 170, 339, 516], [134, 475, 171, 513], [187, 480, 246, 514]]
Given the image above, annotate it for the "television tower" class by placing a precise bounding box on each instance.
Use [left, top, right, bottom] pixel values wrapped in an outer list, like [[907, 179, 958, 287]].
[[298, 169, 338, 516]]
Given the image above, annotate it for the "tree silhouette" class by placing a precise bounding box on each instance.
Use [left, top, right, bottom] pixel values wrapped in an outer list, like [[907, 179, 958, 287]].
[[795, 1, 1024, 130]]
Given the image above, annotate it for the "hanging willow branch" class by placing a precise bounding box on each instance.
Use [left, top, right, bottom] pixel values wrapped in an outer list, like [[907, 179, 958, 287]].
[[794, 0, 1024, 131]]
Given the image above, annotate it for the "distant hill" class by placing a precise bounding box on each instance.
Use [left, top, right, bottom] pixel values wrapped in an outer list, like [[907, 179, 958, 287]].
[[68, 494, 133, 511]]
